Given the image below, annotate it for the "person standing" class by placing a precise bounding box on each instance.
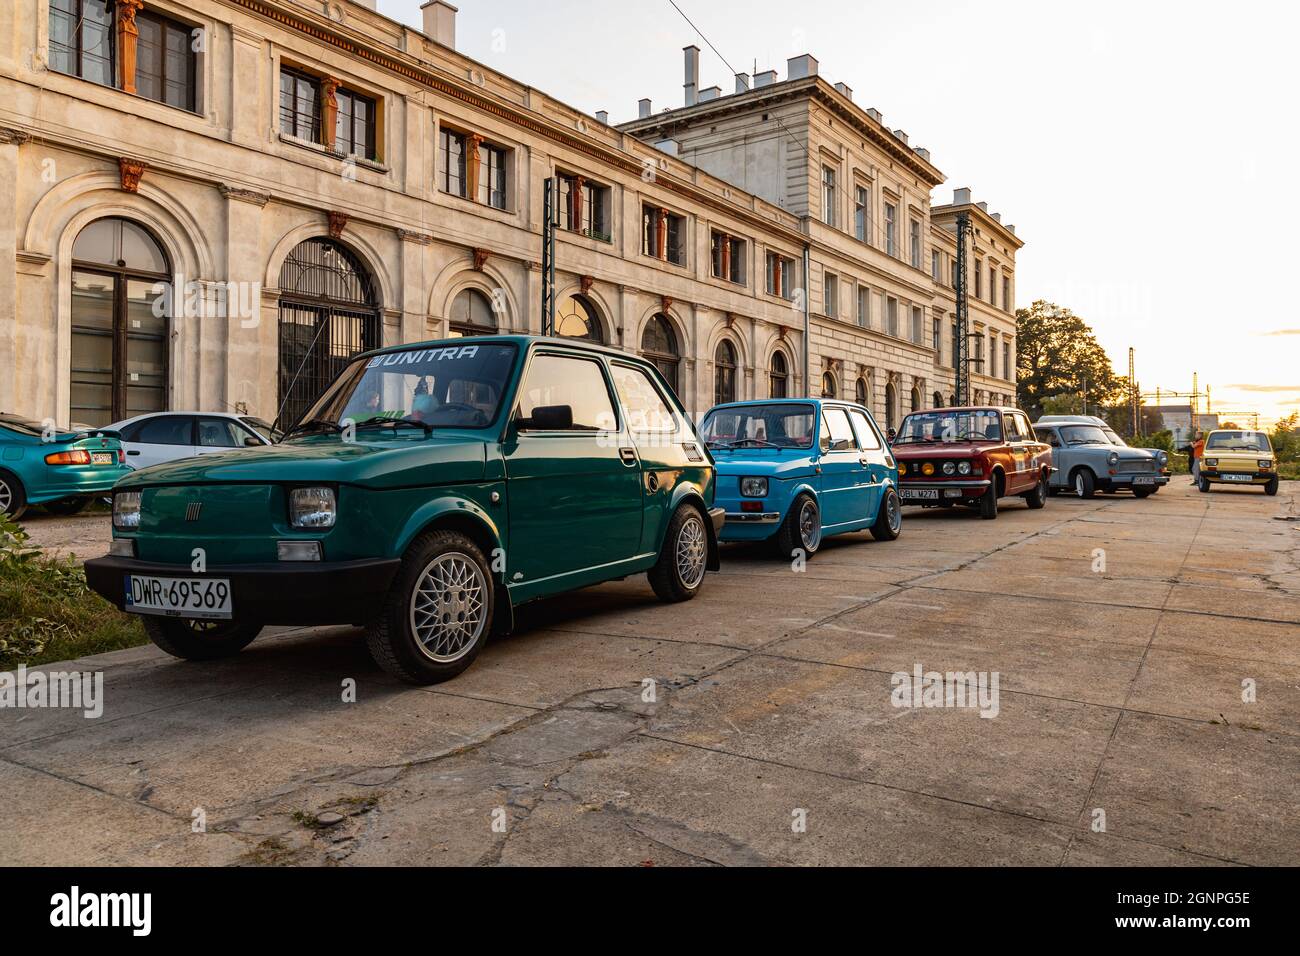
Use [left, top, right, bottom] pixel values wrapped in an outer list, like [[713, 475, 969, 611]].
[[1189, 430, 1205, 483]]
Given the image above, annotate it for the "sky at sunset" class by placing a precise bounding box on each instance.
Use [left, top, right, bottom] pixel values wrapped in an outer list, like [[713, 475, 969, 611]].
[[384, 0, 1300, 427]]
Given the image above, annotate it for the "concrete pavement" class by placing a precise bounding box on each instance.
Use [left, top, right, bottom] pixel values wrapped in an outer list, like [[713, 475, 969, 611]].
[[3, 480, 1297, 866]]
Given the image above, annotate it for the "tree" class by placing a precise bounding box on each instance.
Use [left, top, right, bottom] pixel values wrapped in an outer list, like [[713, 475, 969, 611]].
[[1271, 412, 1299, 463], [1015, 301, 1120, 419]]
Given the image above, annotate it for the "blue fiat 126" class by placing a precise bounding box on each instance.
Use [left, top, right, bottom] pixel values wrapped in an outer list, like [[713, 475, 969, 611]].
[[698, 398, 901, 558]]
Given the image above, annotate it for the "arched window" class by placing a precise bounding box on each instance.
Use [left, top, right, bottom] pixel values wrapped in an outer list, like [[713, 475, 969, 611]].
[[448, 288, 498, 337], [277, 238, 380, 429], [769, 351, 789, 398], [885, 381, 898, 431], [855, 377, 868, 407], [933, 390, 945, 408], [714, 340, 738, 405], [555, 293, 603, 342], [910, 385, 922, 413], [821, 371, 837, 399], [70, 217, 171, 426], [641, 314, 680, 393], [949, 392, 958, 407]]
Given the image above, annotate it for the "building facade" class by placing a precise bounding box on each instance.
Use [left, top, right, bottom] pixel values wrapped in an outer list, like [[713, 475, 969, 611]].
[[0, 0, 1022, 432]]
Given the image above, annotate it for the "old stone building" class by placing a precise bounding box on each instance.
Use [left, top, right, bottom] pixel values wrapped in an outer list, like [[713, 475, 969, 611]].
[[0, 0, 1021, 431]]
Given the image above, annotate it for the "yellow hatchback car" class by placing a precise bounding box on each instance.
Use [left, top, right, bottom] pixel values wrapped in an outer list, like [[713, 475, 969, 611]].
[[1198, 429, 1279, 496]]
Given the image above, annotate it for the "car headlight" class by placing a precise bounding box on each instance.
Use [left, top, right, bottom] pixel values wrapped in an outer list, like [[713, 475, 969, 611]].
[[921, 462, 935, 476], [1158, 451, 1169, 464], [289, 487, 336, 528], [1259, 459, 1274, 469], [942, 462, 956, 475], [957, 460, 972, 476], [739, 477, 768, 498], [1108, 452, 1120, 466], [113, 491, 142, 530], [1204, 458, 1217, 467], [898, 463, 907, 475]]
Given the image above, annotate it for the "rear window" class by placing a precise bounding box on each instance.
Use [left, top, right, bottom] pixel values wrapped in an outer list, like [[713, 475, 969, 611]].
[[131, 416, 193, 446], [699, 404, 815, 449]]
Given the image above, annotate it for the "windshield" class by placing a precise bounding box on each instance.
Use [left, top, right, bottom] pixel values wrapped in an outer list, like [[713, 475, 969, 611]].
[[1102, 427, 1127, 447], [241, 417, 279, 443], [1206, 431, 1271, 452], [295, 343, 517, 433], [895, 410, 1002, 443], [1059, 425, 1110, 446], [700, 404, 815, 449]]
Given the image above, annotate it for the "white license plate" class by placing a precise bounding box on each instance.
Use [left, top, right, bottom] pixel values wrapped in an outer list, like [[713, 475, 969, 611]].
[[125, 575, 232, 619], [1132, 476, 1156, 485], [91, 452, 115, 465], [1221, 474, 1253, 483], [900, 488, 939, 500]]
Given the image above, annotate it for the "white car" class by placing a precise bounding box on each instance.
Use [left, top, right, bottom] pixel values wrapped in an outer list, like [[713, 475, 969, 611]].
[[107, 412, 276, 470]]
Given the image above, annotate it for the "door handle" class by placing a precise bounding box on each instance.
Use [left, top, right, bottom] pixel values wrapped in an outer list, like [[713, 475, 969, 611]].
[[859, 457, 871, 466], [127, 450, 140, 456], [619, 447, 638, 466]]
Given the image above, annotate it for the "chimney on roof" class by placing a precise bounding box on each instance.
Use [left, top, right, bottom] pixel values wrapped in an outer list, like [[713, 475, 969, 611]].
[[735, 72, 751, 93], [638, 98, 652, 119], [991, 211, 1002, 223], [976, 201, 989, 212], [1007, 225, 1016, 235], [351, 0, 377, 8], [914, 146, 930, 162], [595, 110, 608, 125], [833, 81, 853, 100], [893, 129, 908, 145], [699, 86, 721, 102], [954, 187, 972, 205], [420, 1, 457, 49], [787, 54, 818, 79], [866, 107, 882, 124], [754, 69, 777, 88], [684, 45, 700, 106]]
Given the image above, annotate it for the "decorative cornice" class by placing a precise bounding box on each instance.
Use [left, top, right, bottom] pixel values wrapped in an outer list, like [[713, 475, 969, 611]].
[[0, 127, 32, 146], [397, 229, 433, 244], [220, 184, 271, 206]]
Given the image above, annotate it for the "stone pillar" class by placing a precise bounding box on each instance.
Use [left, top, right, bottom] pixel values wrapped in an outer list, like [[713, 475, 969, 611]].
[[0, 129, 28, 416], [219, 185, 270, 419], [230, 28, 264, 147], [397, 229, 432, 345]]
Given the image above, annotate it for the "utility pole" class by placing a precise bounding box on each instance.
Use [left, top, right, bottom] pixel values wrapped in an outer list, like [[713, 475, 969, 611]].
[[1129, 347, 1137, 437], [540, 176, 557, 335], [955, 213, 971, 405], [1082, 377, 1088, 416]]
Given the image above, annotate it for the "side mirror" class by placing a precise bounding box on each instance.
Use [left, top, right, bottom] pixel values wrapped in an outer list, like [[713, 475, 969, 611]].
[[524, 404, 573, 431], [244, 437, 262, 447], [887, 428, 897, 443]]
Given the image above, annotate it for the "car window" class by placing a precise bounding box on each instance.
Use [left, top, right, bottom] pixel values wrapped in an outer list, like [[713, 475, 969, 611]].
[[820, 407, 857, 452], [132, 416, 193, 445], [848, 409, 881, 450], [1034, 427, 1061, 448], [610, 363, 676, 433], [1016, 414, 1034, 440], [699, 404, 815, 449], [1003, 414, 1025, 441], [517, 353, 616, 431], [197, 417, 253, 448], [1205, 431, 1271, 452], [1059, 425, 1109, 446]]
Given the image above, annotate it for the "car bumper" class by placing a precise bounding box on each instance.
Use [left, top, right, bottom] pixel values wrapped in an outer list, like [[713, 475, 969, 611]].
[[1201, 470, 1273, 485], [27, 466, 132, 504], [84, 555, 402, 626], [899, 479, 989, 502]]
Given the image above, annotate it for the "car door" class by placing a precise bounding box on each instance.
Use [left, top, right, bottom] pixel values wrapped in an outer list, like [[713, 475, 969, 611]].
[[848, 407, 889, 518], [816, 405, 872, 528], [195, 416, 260, 456], [1033, 425, 1065, 486], [608, 360, 682, 554], [1001, 412, 1032, 493], [122, 415, 197, 469], [502, 349, 644, 592]]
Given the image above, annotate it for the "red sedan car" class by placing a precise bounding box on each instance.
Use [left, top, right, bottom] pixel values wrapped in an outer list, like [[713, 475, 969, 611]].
[[890, 406, 1052, 519]]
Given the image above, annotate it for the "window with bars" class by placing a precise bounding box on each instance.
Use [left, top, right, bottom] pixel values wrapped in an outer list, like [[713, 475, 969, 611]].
[[710, 233, 745, 284], [280, 68, 321, 143], [642, 206, 686, 265], [557, 174, 610, 240]]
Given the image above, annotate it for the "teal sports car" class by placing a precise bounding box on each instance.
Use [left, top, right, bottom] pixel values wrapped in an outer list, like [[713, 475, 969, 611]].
[[0, 413, 131, 520]]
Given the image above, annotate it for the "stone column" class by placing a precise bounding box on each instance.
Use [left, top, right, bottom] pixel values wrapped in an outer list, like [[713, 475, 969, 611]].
[[0, 129, 28, 416], [397, 229, 432, 345], [219, 185, 270, 419]]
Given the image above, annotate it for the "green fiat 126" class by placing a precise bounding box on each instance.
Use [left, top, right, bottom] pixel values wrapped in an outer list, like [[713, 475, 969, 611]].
[[86, 336, 724, 684]]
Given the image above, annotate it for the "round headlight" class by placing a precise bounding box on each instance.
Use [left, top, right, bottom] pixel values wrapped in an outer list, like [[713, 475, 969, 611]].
[[1108, 452, 1120, 466], [957, 461, 972, 475], [898, 463, 906, 475], [921, 462, 935, 476], [942, 462, 956, 475]]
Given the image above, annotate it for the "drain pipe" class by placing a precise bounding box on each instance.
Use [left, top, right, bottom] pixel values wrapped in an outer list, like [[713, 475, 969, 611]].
[[802, 241, 812, 397]]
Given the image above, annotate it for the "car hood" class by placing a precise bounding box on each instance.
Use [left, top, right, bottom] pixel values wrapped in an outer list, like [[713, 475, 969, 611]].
[[891, 440, 991, 459], [711, 450, 817, 479], [116, 434, 487, 489]]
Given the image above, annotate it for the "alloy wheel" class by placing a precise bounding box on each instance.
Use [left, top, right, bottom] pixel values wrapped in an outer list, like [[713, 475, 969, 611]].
[[409, 552, 487, 663], [0, 479, 11, 515], [886, 491, 902, 533], [799, 499, 821, 550], [675, 513, 707, 589]]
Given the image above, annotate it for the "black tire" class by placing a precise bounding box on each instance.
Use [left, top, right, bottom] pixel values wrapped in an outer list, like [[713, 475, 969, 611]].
[[1132, 486, 1154, 499], [870, 487, 903, 541], [1023, 472, 1048, 509], [978, 478, 999, 519], [773, 493, 821, 559], [1197, 475, 1211, 493], [1265, 477, 1279, 496], [648, 504, 710, 602], [367, 530, 494, 685], [44, 496, 92, 516], [1072, 468, 1096, 499], [0, 470, 27, 521], [143, 617, 262, 661]]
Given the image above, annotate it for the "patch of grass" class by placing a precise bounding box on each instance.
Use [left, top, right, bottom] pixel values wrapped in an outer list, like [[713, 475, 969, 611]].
[[0, 514, 145, 669], [239, 837, 297, 866]]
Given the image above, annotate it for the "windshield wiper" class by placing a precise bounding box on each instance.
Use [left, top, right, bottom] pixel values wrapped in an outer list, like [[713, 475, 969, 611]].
[[283, 419, 343, 439], [730, 438, 779, 448], [354, 417, 433, 437]]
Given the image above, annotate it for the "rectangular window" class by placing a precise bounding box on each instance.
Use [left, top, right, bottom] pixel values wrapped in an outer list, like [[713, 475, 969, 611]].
[[50, 0, 115, 88], [950, 258, 957, 288], [1003, 276, 1011, 312], [951, 321, 959, 368], [910, 218, 921, 269], [135, 10, 198, 112], [931, 250, 940, 281], [857, 285, 870, 328], [824, 273, 838, 318], [643, 206, 686, 265], [886, 297, 898, 337], [975, 259, 983, 298], [710, 232, 745, 284], [558, 175, 610, 240], [989, 336, 998, 377], [911, 306, 923, 344], [766, 251, 794, 299], [885, 203, 897, 257], [932, 316, 941, 353], [280, 68, 321, 143], [989, 266, 997, 306], [1003, 340, 1011, 379], [477, 142, 507, 208], [335, 88, 376, 160], [439, 129, 466, 197], [854, 185, 870, 242], [822, 166, 837, 227]]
